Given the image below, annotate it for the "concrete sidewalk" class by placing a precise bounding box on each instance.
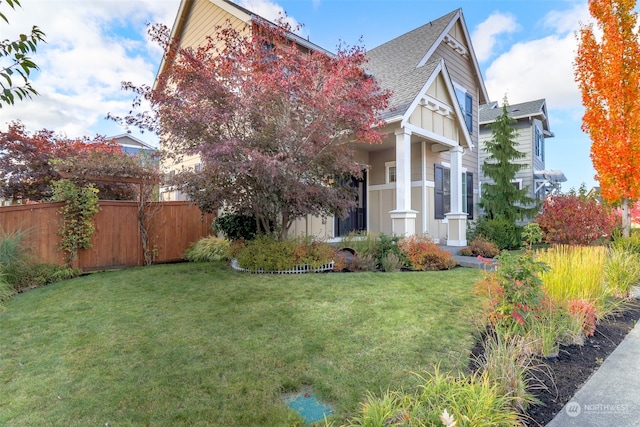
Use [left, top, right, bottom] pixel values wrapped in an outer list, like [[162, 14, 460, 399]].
[[546, 288, 640, 426], [439, 245, 497, 270]]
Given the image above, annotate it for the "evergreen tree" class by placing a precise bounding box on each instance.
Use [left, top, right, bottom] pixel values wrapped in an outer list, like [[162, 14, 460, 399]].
[[480, 99, 539, 221]]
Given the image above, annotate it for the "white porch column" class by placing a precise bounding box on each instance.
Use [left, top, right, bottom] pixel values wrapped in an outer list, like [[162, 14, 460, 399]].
[[445, 146, 467, 246], [390, 128, 417, 236]]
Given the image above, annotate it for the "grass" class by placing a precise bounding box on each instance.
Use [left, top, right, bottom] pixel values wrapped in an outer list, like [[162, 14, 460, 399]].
[[535, 245, 612, 315], [0, 262, 482, 426]]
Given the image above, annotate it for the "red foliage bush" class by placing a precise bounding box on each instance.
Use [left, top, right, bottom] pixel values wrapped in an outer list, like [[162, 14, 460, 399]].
[[568, 299, 597, 337], [466, 236, 500, 258], [536, 194, 620, 245], [398, 235, 457, 271]]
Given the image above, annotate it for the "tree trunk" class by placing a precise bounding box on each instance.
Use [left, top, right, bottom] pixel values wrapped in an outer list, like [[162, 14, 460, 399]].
[[622, 198, 630, 238]]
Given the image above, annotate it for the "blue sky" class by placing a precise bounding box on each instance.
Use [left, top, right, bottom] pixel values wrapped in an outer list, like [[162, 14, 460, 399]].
[[0, 0, 615, 191]]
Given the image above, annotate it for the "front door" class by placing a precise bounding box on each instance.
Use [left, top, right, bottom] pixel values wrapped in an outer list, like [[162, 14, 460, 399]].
[[334, 171, 367, 237]]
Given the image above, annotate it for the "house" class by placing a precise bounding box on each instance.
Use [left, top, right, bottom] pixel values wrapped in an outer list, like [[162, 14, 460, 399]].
[[158, 0, 489, 246], [479, 99, 566, 204], [109, 134, 157, 159]]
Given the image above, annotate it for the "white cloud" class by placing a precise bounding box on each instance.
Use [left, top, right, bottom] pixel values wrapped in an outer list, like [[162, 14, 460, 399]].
[[484, 33, 580, 109], [483, 3, 591, 110], [543, 1, 591, 34], [238, 0, 300, 31], [471, 11, 520, 63], [0, 0, 180, 139]]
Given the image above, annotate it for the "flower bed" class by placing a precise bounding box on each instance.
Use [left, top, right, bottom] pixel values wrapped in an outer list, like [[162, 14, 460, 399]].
[[231, 258, 334, 274]]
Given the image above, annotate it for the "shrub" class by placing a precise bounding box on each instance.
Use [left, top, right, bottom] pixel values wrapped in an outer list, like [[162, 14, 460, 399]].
[[11, 263, 80, 292], [536, 194, 620, 245], [353, 253, 378, 272], [473, 217, 521, 250], [0, 274, 13, 307], [476, 251, 547, 332], [183, 236, 231, 262], [568, 299, 597, 338], [212, 213, 258, 241], [466, 235, 500, 258], [380, 253, 404, 272], [521, 222, 543, 250], [234, 236, 335, 272], [605, 245, 640, 297], [397, 235, 457, 271]]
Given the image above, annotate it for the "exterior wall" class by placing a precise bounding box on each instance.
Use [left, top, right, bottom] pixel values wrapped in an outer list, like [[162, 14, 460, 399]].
[[160, 0, 248, 200], [289, 215, 333, 239], [479, 118, 540, 201], [366, 139, 477, 243], [180, 0, 248, 48], [432, 38, 480, 150], [409, 74, 459, 144]]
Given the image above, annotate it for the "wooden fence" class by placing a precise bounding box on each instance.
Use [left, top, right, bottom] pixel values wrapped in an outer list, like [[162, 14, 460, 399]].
[[0, 201, 216, 270]]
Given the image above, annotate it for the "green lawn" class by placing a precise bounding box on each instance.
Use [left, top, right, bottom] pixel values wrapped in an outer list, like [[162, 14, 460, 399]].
[[0, 262, 483, 426]]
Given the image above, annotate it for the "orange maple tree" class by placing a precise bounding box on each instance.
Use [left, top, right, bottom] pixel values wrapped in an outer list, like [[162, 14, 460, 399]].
[[574, 0, 640, 236]]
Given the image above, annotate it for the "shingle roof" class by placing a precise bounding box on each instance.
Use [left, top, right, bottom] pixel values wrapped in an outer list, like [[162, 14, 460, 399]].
[[365, 10, 460, 121], [479, 99, 547, 124]]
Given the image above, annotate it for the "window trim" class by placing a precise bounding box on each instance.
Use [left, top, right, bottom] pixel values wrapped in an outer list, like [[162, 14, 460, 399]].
[[435, 164, 474, 220], [453, 82, 473, 135], [385, 161, 397, 184]]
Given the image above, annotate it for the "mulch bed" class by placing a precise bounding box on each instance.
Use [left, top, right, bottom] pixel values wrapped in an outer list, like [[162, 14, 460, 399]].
[[469, 298, 640, 427]]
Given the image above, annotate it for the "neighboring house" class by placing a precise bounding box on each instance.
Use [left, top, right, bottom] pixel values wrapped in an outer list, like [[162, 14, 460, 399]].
[[110, 134, 157, 159], [157, 0, 489, 246], [478, 99, 566, 205]]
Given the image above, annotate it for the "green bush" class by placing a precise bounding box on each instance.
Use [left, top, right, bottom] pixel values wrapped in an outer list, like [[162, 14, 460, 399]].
[[183, 236, 231, 262], [473, 218, 522, 250], [234, 236, 335, 272], [340, 232, 406, 271], [0, 274, 13, 307], [212, 213, 258, 241], [11, 263, 80, 293]]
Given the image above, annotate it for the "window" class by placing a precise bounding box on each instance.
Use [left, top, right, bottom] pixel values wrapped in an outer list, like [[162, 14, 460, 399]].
[[385, 161, 396, 184], [454, 84, 473, 134], [435, 164, 474, 220], [511, 179, 523, 190], [535, 125, 545, 161]]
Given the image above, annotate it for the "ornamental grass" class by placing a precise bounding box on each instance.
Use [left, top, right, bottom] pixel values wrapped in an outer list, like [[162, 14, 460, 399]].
[[535, 245, 613, 317]]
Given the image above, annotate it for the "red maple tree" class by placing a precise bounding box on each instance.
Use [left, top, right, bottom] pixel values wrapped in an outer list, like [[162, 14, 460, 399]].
[[0, 121, 151, 201], [115, 19, 390, 238], [574, 0, 640, 236]]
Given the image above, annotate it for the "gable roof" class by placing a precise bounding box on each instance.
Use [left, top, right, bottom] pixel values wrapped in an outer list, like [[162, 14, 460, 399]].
[[109, 134, 156, 150], [479, 98, 553, 136], [365, 8, 489, 122], [156, 0, 332, 86]]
